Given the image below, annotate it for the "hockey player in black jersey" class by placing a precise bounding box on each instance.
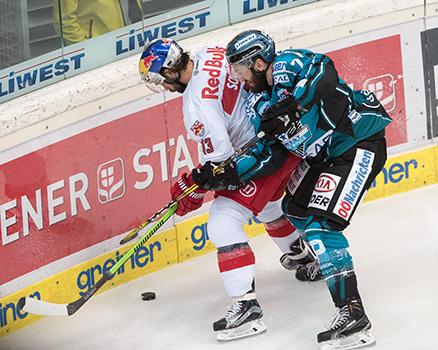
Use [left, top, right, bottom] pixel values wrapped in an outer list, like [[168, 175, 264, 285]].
[[226, 30, 391, 349]]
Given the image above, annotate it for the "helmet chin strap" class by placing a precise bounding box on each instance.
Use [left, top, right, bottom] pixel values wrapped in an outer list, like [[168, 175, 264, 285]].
[[170, 80, 188, 93]]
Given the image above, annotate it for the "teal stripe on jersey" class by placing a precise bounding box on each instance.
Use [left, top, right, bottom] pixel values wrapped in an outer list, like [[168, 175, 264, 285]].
[[360, 112, 392, 122], [298, 59, 327, 107]]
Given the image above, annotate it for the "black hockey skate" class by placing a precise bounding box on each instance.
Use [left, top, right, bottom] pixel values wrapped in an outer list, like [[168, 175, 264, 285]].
[[213, 292, 267, 341], [279, 236, 316, 271], [295, 260, 323, 281], [318, 299, 375, 350]]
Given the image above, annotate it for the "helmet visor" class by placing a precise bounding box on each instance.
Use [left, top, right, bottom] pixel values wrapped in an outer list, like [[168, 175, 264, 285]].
[[227, 45, 262, 65], [230, 62, 252, 82]]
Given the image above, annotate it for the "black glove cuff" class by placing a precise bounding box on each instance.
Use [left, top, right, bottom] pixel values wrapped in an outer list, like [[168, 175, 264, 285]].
[[192, 161, 242, 191]]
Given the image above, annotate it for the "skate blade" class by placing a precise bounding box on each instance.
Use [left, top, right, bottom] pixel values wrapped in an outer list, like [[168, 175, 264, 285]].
[[216, 319, 267, 342], [320, 330, 376, 350]]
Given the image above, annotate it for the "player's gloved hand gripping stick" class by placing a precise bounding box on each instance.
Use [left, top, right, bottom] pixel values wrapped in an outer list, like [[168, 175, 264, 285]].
[[118, 131, 265, 245], [260, 95, 301, 140], [19, 131, 265, 317]]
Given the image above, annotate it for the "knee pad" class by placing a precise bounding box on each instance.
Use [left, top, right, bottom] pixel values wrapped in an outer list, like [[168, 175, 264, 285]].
[[257, 198, 283, 223], [304, 216, 352, 276], [258, 197, 308, 235], [264, 214, 299, 253], [257, 199, 301, 254], [208, 196, 252, 248], [263, 215, 293, 234], [304, 216, 349, 250]]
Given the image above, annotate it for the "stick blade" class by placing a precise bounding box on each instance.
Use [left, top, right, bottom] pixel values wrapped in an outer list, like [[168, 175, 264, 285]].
[[19, 297, 69, 317]]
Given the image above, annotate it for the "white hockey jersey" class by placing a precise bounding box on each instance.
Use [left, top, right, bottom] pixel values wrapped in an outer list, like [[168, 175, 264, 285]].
[[182, 46, 255, 165]]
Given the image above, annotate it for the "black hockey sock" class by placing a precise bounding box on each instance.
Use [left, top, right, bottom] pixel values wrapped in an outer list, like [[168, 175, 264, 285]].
[[329, 270, 361, 307]]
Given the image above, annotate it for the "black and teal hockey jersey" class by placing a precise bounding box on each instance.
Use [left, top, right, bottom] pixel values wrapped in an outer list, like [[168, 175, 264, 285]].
[[255, 49, 392, 159]]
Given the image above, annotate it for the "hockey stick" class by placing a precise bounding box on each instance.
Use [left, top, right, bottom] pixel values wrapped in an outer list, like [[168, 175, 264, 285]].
[[18, 204, 177, 317], [118, 131, 265, 245], [18, 131, 265, 317]]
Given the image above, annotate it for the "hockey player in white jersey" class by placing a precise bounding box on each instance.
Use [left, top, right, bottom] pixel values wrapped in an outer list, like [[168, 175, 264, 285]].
[[138, 39, 318, 341]]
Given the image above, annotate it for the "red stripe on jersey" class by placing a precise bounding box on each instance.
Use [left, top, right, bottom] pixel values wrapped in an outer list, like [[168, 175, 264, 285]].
[[218, 246, 255, 272], [265, 217, 296, 238], [222, 73, 241, 115]]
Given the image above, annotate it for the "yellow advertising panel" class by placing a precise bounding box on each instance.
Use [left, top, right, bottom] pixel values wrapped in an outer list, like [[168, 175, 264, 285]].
[[365, 146, 437, 202], [0, 227, 177, 336]]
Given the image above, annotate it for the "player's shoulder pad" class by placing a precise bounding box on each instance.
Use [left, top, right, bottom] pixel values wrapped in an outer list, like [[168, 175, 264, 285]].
[[274, 49, 319, 71], [271, 51, 305, 87]]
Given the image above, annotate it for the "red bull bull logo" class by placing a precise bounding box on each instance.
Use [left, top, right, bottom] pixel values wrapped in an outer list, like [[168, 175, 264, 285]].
[[142, 54, 158, 70], [190, 120, 206, 137]]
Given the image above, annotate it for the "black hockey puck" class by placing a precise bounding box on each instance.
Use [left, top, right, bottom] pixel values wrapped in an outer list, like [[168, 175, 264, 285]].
[[141, 292, 156, 301]]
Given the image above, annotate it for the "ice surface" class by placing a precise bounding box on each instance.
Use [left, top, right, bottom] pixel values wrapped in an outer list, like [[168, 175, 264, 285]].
[[2, 185, 438, 350]]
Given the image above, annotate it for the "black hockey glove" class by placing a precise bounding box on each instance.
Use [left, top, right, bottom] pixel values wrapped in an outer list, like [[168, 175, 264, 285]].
[[261, 95, 301, 140], [192, 161, 242, 191]]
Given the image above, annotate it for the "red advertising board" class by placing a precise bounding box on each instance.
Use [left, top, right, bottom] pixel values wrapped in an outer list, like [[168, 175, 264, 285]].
[[0, 34, 408, 287], [0, 98, 198, 285], [327, 35, 407, 147]]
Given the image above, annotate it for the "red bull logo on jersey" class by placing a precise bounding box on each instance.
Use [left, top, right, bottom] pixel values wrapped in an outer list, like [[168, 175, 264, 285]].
[[190, 120, 206, 137], [201, 47, 226, 100]]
